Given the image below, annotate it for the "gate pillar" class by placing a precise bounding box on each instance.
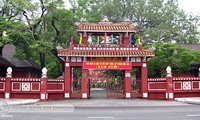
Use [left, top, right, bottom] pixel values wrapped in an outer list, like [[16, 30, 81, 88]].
[[125, 70, 132, 98], [5, 67, 12, 99], [64, 62, 71, 98], [40, 67, 48, 101], [141, 63, 148, 98], [166, 66, 174, 100], [123, 33, 129, 45], [81, 69, 89, 99], [83, 34, 88, 45]]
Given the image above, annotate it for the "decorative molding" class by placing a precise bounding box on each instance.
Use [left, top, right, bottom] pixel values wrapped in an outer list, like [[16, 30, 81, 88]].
[[83, 31, 87, 36], [183, 81, 191, 90], [148, 82, 166, 90], [143, 56, 146, 62], [126, 93, 131, 98], [66, 56, 69, 62], [31, 82, 40, 91], [192, 81, 200, 90], [169, 93, 173, 99], [41, 93, 46, 100], [5, 93, 10, 99], [131, 57, 136, 62], [125, 73, 130, 77], [0, 82, 5, 91], [65, 93, 70, 98], [173, 82, 182, 90], [77, 57, 82, 62], [47, 83, 64, 91], [71, 57, 76, 62], [126, 56, 130, 62], [125, 32, 128, 37], [65, 63, 69, 67], [143, 63, 146, 67], [143, 93, 148, 98], [12, 82, 21, 91], [136, 57, 141, 62], [22, 82, 30, 91], [82, 93, 87, 98]]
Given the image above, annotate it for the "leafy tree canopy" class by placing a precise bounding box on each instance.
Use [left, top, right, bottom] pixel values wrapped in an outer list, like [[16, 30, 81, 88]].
[[73, 0, 200, 44], [1, 0, 200, 78], [146, 43, 200, 77]]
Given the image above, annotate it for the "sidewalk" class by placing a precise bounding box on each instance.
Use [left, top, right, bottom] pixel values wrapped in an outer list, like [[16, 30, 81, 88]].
[[36, 99, 190, 107], [0, 99, 39, 105], [175, 97, 200, 105], [1, 97, 200, 106]]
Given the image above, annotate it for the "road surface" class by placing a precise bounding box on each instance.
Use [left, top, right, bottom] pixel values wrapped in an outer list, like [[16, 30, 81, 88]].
[[3, 105, 200, 120]]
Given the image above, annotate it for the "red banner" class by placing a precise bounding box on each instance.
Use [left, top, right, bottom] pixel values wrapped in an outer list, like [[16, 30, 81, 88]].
[[83, 62, 132, 69]]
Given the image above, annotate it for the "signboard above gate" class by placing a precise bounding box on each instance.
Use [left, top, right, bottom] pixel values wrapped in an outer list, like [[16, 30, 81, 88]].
[[83, 61, 132, 69]]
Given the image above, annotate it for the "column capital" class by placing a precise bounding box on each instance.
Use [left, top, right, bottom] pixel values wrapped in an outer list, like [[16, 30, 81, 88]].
[[6, 67, 12, 77]]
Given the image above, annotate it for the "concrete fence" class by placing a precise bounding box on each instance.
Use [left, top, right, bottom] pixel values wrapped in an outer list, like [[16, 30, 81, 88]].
[[0, 67, 65, 101], [147, 66, 200, 100]]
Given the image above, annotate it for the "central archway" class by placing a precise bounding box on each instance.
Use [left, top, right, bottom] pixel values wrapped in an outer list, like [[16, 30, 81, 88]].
[[88, 69, 124, 99]]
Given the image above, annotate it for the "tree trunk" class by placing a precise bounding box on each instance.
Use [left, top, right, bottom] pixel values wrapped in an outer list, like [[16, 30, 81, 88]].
[[39, 52, 45, 68]]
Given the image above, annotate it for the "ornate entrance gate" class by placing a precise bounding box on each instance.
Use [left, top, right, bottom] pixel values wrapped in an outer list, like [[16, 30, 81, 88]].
[[57, 20, 155, 99]]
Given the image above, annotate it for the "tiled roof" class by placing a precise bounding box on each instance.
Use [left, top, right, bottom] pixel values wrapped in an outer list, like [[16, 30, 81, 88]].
[[76, 22, 136, 32], [11, 59, 41, 69], [0, 56, 14, 67], [2, 44, 41, 69], [57, 46, 154, 57]]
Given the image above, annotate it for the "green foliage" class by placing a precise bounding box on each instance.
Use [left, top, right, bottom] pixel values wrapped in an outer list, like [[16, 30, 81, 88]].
[[88, 0, 200, 44], [147, 43, 200, 77], [106, 70, 123, 79], [73, 67, 82, 81], [1, 0, 200, 78]]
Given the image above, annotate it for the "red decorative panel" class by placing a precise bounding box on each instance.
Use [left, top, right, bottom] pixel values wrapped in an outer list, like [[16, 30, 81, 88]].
[[12, 82, 21, 91], [148, 92, 166, 99], [0, 82, 5, 91], [192, 81, 199, 90], [31, 82, 40, 91], [48, 93, 64, 100], [148, 82, 166, 90], [11, 93, 40, 99], [174, 82, 182, 90], [47, 83, 64, 91], [83, 61, 132, 69]]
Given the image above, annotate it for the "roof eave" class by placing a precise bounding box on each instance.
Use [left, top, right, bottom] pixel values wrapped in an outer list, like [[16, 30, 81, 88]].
[[77, 30, 136, 33]]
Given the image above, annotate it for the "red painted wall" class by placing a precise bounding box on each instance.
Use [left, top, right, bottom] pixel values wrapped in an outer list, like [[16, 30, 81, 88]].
[[148, 92, 166, 99], [11, 93, 40, 99], [48, 93, 64, 100]]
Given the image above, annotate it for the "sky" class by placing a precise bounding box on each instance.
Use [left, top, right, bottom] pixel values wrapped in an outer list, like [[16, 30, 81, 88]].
[[178, 0, 200, 15]]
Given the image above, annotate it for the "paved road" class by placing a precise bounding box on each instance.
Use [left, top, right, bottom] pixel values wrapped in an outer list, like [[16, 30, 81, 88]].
[[3, 105, 200, 120], [90, 88, 107, 99]]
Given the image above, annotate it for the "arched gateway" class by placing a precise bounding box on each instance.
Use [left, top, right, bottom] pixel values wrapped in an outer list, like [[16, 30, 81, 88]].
[[57, 21, 154, 99]]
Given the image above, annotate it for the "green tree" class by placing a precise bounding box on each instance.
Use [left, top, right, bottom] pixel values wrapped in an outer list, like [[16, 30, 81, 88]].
[[0, 0, 24, 47], [147, 43, 200, 77], [87, 0, 200, 44], [1, 0, 80, 77]]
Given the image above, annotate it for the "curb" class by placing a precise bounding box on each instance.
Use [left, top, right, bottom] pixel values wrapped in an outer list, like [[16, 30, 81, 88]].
[[175, 98, 200, 105]]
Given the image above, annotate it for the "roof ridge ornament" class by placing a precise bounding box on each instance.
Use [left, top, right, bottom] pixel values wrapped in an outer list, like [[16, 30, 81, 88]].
[[123, 18, 130, 23], [99, 16, 113, 24], [80, 18, 87, 22]]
